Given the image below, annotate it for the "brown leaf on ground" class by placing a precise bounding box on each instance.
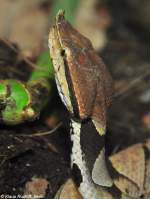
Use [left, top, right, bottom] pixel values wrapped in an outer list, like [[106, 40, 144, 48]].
[[55, 179, 83, 199], [24, 176, 49, 198], [109, 143, 145, 197]]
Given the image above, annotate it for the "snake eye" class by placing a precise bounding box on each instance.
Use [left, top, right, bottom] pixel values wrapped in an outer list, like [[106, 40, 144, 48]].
[[60, 49, 65, 57]]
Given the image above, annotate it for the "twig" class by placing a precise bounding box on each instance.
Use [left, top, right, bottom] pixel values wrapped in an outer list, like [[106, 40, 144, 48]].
[[18, 122, 62, 137]]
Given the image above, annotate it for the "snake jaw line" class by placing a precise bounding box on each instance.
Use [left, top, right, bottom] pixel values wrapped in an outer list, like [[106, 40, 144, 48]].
[[49, 24, 75, 115]]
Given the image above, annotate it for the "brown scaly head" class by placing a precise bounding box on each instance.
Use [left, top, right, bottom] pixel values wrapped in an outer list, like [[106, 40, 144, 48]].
[[49, 10, 113, 134]]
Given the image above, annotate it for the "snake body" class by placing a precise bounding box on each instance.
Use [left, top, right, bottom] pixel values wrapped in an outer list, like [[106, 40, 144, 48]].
[[49, 11, 150, 199], [71, 120, 103, 199]]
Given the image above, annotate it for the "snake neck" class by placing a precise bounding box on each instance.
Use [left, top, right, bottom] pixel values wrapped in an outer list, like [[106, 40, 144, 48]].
[[70, 119, 104, 199]]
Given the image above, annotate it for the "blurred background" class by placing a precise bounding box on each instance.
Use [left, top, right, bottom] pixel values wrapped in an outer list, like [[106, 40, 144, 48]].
[[0, 0, 150, 198]]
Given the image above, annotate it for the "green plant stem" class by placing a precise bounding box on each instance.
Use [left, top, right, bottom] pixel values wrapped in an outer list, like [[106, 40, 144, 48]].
[[29, 0, 79, 83]]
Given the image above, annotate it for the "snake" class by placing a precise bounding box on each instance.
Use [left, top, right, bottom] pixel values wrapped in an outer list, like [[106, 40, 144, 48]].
[[48, 10, 150, 199]]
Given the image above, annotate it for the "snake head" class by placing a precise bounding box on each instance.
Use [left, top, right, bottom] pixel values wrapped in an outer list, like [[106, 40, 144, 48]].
[[49, 10, 113, 132]]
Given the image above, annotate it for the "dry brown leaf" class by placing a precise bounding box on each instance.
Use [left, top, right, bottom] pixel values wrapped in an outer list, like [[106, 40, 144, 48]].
[[109, 143, 145, 197], [55, 179, 83, 199], [24, 176, 49, 198]]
